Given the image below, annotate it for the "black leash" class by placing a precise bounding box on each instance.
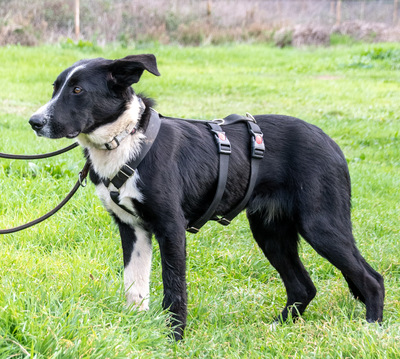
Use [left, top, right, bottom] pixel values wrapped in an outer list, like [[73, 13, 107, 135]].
[[0, 143, 89, 234], [0, 161, 90, 234], [0, 142, 79, 160]]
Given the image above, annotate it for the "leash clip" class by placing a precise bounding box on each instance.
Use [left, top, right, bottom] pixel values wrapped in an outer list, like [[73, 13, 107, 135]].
[[79, 172, 88, 187]]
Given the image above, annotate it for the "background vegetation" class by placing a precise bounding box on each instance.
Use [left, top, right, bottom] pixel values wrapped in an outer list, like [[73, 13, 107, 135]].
[[0, 41, 399, 357], [1, 0, 400, 47]]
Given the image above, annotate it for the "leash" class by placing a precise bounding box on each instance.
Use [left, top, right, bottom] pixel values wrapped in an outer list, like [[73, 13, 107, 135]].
[[0, 143, 90, 234], [0, 142, 79, 160]]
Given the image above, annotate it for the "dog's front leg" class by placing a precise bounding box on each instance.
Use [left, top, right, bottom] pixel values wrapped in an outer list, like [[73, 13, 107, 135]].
[[157, 228, 187, 340], [117, 220, 152, 311]]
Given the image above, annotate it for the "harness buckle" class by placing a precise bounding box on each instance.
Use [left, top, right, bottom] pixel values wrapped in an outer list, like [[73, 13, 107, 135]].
[[251, 135, 265, 159], [208, 124, 231, 155], [110, 164, 135, 190], [248, 124, 265, 159], [218, 140, 231, 155], [214, 131, 231, 154]]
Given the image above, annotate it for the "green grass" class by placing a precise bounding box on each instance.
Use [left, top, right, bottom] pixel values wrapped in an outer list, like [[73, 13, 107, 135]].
[[0, 42, 399, 358]]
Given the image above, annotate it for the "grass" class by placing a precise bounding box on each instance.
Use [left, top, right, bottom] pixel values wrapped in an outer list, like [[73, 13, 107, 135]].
[[0, 42, 399, 358]]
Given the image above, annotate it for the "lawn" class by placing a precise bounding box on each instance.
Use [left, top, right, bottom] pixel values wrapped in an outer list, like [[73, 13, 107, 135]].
[[0, 42, 399, 358]]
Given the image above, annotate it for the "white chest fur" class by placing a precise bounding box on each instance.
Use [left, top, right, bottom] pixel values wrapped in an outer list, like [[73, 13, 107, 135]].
[[95, 174, 143, 226], [77, 97, 146, 225], [76, 96, 152, 312]]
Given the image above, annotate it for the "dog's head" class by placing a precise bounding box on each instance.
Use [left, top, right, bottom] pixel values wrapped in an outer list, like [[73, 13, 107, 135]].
[[29, 54, 160, 139]]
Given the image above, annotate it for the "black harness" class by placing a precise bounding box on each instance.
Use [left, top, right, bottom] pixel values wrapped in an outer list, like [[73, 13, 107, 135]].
[[102, 108, 161, 218], [103, 108, 265, 233]]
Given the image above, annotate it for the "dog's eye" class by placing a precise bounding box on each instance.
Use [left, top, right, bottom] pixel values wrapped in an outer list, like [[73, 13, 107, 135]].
[[73, 86, 83, 94]]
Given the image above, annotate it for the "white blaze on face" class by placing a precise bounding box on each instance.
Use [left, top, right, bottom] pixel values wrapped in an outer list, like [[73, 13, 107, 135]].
[[31, 64, 87, 136]]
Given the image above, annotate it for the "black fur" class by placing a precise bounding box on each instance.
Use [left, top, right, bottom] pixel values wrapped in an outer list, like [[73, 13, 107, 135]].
[[29, 54, 385, 340]]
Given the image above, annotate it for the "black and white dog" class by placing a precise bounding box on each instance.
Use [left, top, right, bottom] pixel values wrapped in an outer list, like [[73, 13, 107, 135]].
[[29, 54, 384, 340]]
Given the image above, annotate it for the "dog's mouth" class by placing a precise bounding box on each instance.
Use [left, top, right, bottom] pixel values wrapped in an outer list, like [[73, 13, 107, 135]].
[[66, 131, 81, 139]]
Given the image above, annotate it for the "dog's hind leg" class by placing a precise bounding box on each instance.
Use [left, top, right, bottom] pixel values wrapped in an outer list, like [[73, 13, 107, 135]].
[[247, 211, 317, 322], [118, 221, 152, 311], [343, 258, 384, 306], [298, 214, 384, 323]]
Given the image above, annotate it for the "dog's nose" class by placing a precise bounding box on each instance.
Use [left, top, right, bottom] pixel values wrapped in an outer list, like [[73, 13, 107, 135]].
[[29, 115, 47, 131]]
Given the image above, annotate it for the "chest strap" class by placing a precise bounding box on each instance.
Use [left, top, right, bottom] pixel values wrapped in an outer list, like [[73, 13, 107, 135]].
[[102, 108, 161, 215]]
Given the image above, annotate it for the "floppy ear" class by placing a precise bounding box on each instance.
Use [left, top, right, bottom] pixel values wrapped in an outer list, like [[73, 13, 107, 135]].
[[108, 54, 160, 89]]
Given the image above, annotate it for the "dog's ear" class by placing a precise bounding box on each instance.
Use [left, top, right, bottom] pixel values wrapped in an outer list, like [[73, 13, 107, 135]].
[[108, 54, 160, 88]]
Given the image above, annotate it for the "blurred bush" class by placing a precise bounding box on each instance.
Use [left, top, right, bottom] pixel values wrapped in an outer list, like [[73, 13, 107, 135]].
[[1, 0, 400, 47]]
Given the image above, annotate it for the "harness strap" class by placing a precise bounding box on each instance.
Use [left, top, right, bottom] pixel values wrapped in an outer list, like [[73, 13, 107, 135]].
[[218, 118, 265, 224], [103, 109, 161, 214], [187, 113, 265, 232], [186, 123, 231, 233]]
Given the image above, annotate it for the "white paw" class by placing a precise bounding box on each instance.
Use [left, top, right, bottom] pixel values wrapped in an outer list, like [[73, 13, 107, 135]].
[[126, 291, 149, 311], [270, 321, 278, 331]]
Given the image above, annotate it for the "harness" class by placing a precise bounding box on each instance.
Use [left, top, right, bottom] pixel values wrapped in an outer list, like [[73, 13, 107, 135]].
[[103, 108, 265, 233]]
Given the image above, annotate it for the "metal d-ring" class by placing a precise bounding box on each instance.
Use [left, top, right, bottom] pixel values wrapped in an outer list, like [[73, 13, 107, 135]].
[[246, 112, 257, 123], [213, 118, 225, 125]]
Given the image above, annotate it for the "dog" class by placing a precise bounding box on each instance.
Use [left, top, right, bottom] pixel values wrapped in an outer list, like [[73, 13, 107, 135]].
[[29, 54, 384, 340]]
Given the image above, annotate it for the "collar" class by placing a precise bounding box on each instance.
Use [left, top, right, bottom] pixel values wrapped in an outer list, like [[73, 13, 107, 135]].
[[100, 97, 146, 151], [103, 108, 161, 190]]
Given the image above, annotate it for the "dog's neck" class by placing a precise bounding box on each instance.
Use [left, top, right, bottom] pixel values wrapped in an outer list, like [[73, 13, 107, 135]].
[[78, 95, 147, 179], [78, 96, 145, 151]]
